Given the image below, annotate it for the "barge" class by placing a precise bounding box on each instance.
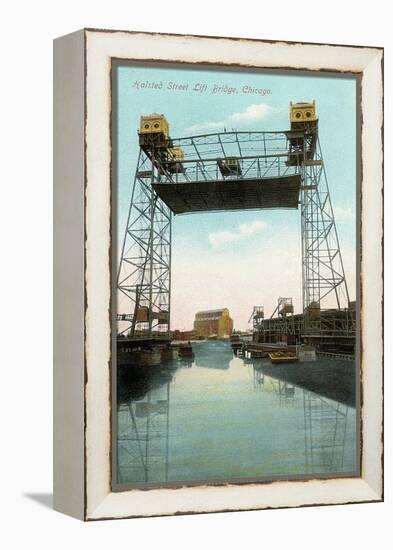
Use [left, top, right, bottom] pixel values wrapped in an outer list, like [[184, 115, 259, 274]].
[[268, 351, 299, 364]]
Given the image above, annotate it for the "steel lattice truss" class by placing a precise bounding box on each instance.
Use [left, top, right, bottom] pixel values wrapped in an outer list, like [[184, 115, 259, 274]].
[[159, 131, 300, 183], [300, 138, 350, 327], [117, 128, 350, 337], [117, 150, 171, 336]]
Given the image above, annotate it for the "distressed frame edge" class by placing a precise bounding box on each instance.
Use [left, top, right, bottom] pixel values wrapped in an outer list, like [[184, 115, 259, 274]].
[[82, 30, 383, 521], [88, 479, 381, 521]]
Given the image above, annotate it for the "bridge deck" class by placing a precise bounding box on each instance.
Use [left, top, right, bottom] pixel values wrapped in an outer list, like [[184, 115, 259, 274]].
[[153, 174, 301, 214]]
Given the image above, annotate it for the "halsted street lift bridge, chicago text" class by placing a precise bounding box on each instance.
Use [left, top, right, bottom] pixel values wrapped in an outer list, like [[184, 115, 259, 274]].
[[117, 102, 356, 356]]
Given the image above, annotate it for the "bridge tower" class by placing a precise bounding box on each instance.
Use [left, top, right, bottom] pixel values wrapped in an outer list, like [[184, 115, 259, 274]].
[[288, 101, 350, 335], [117, 114, 172, 337]]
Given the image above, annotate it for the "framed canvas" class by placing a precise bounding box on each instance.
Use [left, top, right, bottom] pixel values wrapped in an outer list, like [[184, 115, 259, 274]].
[[53, 29, 383, 521]]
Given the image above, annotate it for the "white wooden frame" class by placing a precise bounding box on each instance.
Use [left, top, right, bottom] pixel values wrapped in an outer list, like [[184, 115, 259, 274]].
[[53, 29, 383, 521]]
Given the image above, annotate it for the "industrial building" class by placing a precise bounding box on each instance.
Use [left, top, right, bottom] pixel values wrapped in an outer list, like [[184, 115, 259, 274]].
[[171, 329, 199, 341], [194, 308, 233, 338]]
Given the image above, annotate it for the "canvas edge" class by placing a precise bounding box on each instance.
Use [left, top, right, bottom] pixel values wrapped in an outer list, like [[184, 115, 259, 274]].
[[53, 29, 86, 520], [80, 29, 383, 520], [358, 49, 384, 500]]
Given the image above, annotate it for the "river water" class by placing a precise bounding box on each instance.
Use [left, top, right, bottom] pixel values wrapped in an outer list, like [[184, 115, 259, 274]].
[[116, 340, 357, 486]]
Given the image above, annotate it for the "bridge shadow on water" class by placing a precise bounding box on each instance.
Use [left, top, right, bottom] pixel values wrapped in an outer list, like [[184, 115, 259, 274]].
[[253, 358, 357, 408], [117, 362, 178, 405]]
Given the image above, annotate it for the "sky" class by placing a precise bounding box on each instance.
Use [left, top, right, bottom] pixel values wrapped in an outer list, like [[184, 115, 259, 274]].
[[115, 63, 357, 331]]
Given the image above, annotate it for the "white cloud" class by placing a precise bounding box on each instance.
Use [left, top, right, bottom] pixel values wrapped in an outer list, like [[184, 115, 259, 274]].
[[334, 206, 355, 222], [185, 103, 273, 134], [231, 104, 273, 123], [208, 220, 267, 247], [238, 220, 266, 236]]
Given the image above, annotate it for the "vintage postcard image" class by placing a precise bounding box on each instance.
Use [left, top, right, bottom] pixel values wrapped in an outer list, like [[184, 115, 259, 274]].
[[112, 62, 359, 488]]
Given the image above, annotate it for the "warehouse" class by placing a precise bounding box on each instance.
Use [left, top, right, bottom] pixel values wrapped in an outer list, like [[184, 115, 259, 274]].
[[194, 308, 233, 338]]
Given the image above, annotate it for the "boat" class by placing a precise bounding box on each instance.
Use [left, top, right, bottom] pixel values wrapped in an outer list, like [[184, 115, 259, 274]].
[[178, 342, 194, 359], [268, 351, 298, 364]]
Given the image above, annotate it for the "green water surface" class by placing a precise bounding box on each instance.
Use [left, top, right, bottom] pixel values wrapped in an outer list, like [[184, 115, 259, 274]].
[[117, 341, 357, 486]]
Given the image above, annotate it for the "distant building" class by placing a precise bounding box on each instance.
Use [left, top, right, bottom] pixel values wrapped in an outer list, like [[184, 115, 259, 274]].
[[171, 329, 199, 341], [194, 308, 233, 338]]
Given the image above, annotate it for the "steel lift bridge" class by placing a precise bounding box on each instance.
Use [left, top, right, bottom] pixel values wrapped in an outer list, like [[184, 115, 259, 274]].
[[117, 103, 351, 343]]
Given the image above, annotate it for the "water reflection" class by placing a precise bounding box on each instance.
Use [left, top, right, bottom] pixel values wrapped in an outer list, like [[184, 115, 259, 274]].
[[194, 341, 232, 370], [178, 358, 193, 368], [252, 364, 351, 474], [117, 342, 356, 485], [253, 367, 295, 404], [118, 376, 171, 484], [302, 390, 349, 474], [270, 379, 296, 405], [253, 367, 265, 389]]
